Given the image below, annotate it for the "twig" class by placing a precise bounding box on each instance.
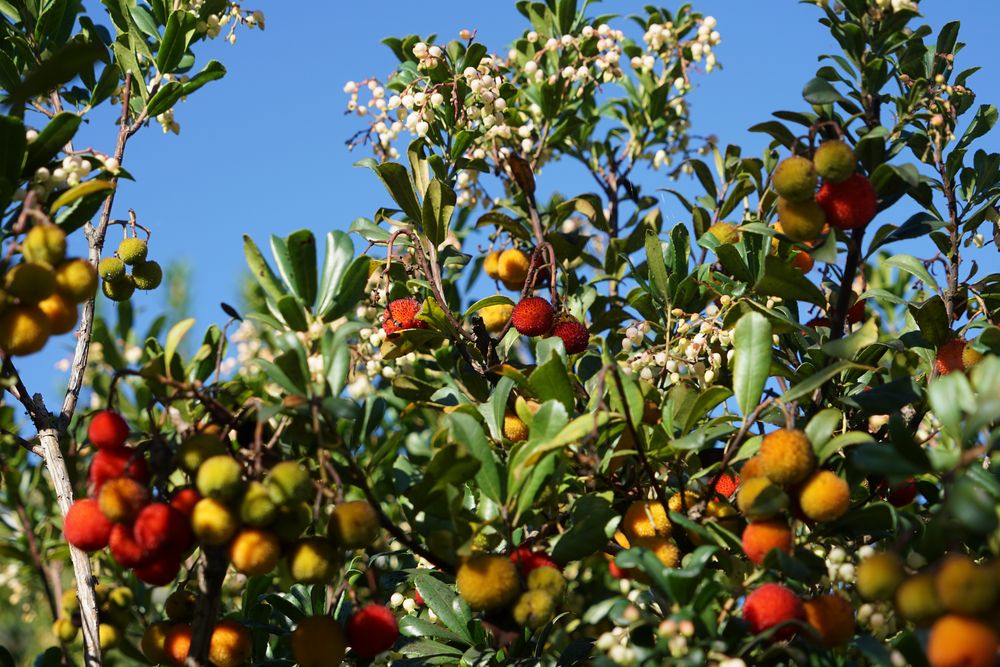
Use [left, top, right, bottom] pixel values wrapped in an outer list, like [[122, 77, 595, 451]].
[[830, 228, 864, 340], [184, 547, 227, 667]]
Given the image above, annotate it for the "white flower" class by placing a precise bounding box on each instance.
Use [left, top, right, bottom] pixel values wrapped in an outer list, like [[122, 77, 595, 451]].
[[412, 42, 428, 58]]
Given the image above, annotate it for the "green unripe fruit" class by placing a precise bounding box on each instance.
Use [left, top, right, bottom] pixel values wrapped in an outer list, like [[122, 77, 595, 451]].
[[108, 586, 133, 610], [55, 259, 99, 303], [98, 257, 126, 282], [895, 572, 943, 626], [776, 198, 826, 242], [527, 566, 566, 599], [287, 537, 340, 584], [191, 497, 239, 545], [328, 500, 380, 548], [164, 590, 197, 622], [117, 237, 148, 265], [23, 223, 67, 266], [813, 140, 856, 183], [240, 481, 278, 526], [512, 590, 556, 630], [5, 262, 56, 304], [94, 583, 113, 604], [177, 433, 227, 473], [53, 617, 79, 643], [196, 455, 244, 501], [132, 260, 162, 291], [736, 477, 789, 520], [772, 156, 818, 202], [856, 552, 905, 601], [265, 461, 313, 505], [98, 623, 120, 650], [102, 275, 135, 302], [273, 502, 312, 542]]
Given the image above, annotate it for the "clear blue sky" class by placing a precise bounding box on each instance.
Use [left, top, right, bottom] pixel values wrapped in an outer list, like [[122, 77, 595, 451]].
[[17, 1, 1000, 407]]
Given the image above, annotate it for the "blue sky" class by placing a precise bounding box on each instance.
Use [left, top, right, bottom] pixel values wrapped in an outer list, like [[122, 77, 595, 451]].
[[16, 1, 1000, 406]]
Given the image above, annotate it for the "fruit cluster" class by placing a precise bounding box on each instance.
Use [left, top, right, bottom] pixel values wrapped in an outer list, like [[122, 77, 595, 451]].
[[0, 223, 98, 355], [772, 139, 876, 243], [455, 548, 567, 631], [97, 236, 162, 302], [53, 585, 135, 652]]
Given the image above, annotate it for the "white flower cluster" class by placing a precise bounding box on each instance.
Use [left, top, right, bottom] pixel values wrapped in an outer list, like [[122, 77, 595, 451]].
[[346, 304, 418, 400], [594, 627, 638, 666], [156, 108, 180, 135], [621, 301, 734, 387], [518, 22, 627, 86], [634, 15, 721, 77], [194, 4, 265, 44], [874, 0, 919, 13], [19, 147, 119, 201]]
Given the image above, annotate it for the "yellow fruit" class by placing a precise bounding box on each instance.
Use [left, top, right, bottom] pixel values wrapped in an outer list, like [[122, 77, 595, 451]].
[[740, 455, 765, 479], [503, 412, 529, 442], [54, 258, 98, 303], [480, 303, 513, 334], [239, 481, 278, 526], [132, 260, 163, 291], [98, 477, 149, 523], [141, 621, 172, 663], [708, 222, 740, 245], [177, 433, 227, 473], [613, 530, 631, 549], [5, 262, 56, 303], [209, 619, 251, 667], [98, 623, 120, 650], [327, 500, 379, 548], [98, 257, 126, 282], [631, 536, 680, 567], [512, 590, 556, 629], [935, 553, 998, 615], [0, 305, 51, 355], [667, 490, 700, 514], [484, 251, 502, 279], [621, 501, 672, 540], [856, 552, 905, 601], [527, 566, 566, 599], [37, 291, 77, 335], [229, 528, 281, 576], [456, 554, 520, 611], [191, 498, 239, 545], [963, 346, 984, 369], [797, 471, 850, 522], [736, 477, 788, 520], [265, 460, 313, 505], [927, 615, 998, 667], [773, 156, 818, 202], [776, 198, 826, 242], [812, 140, 856, 184], [895, 572, 944, 625], [292, 616, 346, 667], [196, 455, 244, 501], [803, 594, 855, 647], [53, 617, 78, 642], [117, 237, 148, 265], [759, 428, 815, 485], [288, 537, 339, 584], [23, 223, 67, 266], [497, 249, 530, 289]]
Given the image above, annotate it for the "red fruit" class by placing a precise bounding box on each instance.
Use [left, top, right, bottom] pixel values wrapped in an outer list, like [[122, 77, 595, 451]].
[[134, 549, 183, 587], [815, 173, 876, 230], [511, 297, 554, 336], [846, 300, 866, 325], [608, 558, 627, 579], [742, 520, 793, 565], [134, 503, 193, 556], [382, 298, 427, 335], [713, 473, 740, 498], [413, 589, 424, 606], [876, 478, 918, 507], [169, 487, 201, 517], [109, 523, 150, 568], [88, 410, 129, 450], [88, 448, 150, 493], [806, 317, 831, 329], [510, 546, 559, 575], [743, 583, 805, 638], [551, 316, 589, 354], [64, 498, 113, 552], [347, 604, 399, 657], [934, 339, 966, 375]]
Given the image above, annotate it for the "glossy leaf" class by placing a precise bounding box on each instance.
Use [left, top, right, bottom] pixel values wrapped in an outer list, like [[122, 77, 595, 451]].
[[732, 311, 771, 416]]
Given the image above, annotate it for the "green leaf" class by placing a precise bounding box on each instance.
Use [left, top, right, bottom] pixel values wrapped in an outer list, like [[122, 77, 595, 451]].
[[274, 294, 309, 332], [822, 318, 878, 360], [448, 413, 502, 504], [181, 59, 226, 95], [286, 230, 319, 308], [551, 494, 617, 563], [156, 10, 195, 73], [644, 228, 669, 304], [909, 296, 949, 346], [0, 115, 26, 207], [357, 159, 421, 222], [243, 235, 286, 302], [781, 360, 862, 404], [320, 255, 368, 323], [421, 179, 455, 247], [884, 254, 939, 292], [754, 255, 827, 307], [315, 231, 357, 317], [815, 430, 874, 464], [6, 42, 107, 113], [805, 408, 842, 452], [956, 104, 997, 151], [25, 112, 80, 173], [49, 179, 114, 212], [732, 312, 771, 416], [802, 77, 845, 104], [145, 80, 183, 117], [463, 295, 514, 319], [529, 353, 575, 415], [412, 573, 473, 644], [164, 317, 195, 377]]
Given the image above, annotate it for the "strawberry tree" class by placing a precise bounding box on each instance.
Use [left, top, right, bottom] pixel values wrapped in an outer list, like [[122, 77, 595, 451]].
[[2, 1, 1000, 667]]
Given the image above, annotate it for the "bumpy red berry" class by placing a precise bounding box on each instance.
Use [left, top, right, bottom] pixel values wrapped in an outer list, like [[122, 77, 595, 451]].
[[815, 173, 876, 230], [511, 297, 554, 336], [382, 298, 427, 335], [88, 410, 129, 450], [550, 316, 589, 354], [743, 583, 804, 638], [64, 499, 113, 552], [346, 605, 399, 657]]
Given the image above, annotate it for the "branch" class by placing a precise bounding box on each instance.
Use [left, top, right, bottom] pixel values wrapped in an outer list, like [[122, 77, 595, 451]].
[[830, 227, 864, 341], [184, 547, 227, 667]]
